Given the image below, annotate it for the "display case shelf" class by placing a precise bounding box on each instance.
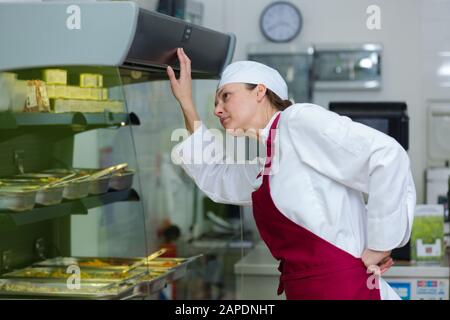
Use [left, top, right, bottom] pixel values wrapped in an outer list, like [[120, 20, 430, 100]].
[[0, 188, 140, 226], [0, 112, 141, 131]]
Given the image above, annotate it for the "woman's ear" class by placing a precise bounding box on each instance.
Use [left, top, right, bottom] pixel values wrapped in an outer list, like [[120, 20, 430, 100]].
[[256, 84, 267, 102]]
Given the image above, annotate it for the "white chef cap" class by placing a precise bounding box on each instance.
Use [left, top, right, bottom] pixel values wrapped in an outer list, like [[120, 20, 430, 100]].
[[218, 61, 288, 100]]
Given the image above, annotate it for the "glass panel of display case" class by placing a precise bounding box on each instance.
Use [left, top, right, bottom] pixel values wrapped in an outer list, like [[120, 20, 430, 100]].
[[0, 66, 163, 299], [100, 78, 257, 299]]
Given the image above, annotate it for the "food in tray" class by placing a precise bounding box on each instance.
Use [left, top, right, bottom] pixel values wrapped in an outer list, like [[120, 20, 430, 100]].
[[13, 172, 91, 200], [78, 259, 115, 268], [0, 72, 18, 112], [35, 256, 184, 270], [87, 88, 102, 101], [48, 86, 106, 101], [146, 260, 181, 268], [6, 267, 140, 280], [24, 80, 50, 112], [15, 70, 120, 113], [11, 80, 27, 113], [140, 272, 166, 281], [51, 99, 125, 113], [46, 85, 67, 99], [43, 69, 67, 85], [110, 170, 135, 191], [80, 73, 103, 88], [65, 86, 90, 100], [44, 165, 128, 195], [38, 176, 60, 184], [0, 179, 64, 207], [35, 257, 132, 268], [0, 163, 133, 210]]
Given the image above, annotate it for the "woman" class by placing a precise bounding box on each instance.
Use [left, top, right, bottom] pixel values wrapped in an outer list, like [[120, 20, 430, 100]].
[[167, 48, 416, 300]]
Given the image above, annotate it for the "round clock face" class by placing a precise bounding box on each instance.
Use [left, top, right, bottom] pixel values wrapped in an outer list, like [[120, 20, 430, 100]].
[[260, 2, 302, 43]]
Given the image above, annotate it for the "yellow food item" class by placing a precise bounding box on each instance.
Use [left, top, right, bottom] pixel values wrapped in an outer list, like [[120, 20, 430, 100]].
[[52, 99, 125, 113], [66, 86, 90, 100], [55, 85, 67, 99], [24, 80, 50, 112], [80, 74, 103, 88], [46, 85, 55, 98], [78, 259, 111, 267], [16, 268, 129, 280], [146, 260, 180, 268], [102, 88, 108, 100], [43, 69, 67, 85], [38, 177, 59, 183], [88, 88, 103, 101]]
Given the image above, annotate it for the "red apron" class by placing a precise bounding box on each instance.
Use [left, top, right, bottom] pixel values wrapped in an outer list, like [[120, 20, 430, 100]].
[[251, 113, 381, 300]]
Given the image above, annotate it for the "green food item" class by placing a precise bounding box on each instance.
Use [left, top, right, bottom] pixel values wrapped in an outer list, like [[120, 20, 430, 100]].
[[411, 215, 444, 261]]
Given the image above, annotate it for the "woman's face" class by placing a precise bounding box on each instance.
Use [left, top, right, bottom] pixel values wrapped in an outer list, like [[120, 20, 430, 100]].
[[214, 83, 259, 133]]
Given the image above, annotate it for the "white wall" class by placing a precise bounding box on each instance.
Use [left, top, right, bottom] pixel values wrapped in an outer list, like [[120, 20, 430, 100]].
[[192, 0, 450, 204], [421, 0, 450, 169], [132, 0, 158, 11]]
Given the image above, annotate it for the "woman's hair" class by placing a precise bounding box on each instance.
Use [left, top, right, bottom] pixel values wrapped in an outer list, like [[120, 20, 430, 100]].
[[245, 83, 293, 111]]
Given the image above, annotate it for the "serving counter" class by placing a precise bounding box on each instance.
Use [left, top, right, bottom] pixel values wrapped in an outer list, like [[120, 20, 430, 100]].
[[234, 242, 450, 300]]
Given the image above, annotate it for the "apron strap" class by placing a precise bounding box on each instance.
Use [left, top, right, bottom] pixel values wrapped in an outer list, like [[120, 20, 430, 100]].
[[257, 113, 281, 179], [277, 260, 285, 295]]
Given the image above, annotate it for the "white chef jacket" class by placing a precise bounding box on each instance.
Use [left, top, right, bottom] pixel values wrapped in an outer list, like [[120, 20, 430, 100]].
[[172, 103, 416, 300]]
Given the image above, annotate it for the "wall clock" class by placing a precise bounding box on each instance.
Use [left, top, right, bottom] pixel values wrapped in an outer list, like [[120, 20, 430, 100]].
[[260, 1, 303, 43]]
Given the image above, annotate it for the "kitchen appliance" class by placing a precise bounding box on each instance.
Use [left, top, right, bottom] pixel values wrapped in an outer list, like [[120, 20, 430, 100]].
[[248, 43, 314, 103], [314, 43, 382, 90], [428, 102, 450, 163], [426, 167, 450, 204], [329, 102, 409, 150]]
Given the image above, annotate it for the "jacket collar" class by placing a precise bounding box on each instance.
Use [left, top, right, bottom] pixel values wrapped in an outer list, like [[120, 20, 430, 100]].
[[259, 111, 281, 144]]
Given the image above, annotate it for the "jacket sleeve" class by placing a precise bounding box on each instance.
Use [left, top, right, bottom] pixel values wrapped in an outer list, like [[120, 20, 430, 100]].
[[171, 123, 260, 206], [285, 104, 416, 251]]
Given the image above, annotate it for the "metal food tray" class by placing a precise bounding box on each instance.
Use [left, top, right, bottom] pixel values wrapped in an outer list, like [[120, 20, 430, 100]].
[[34, 255, 203, 282], [2, 266, 146, 282], [0, 269, 173, 299], [0, 278, 135, 299], [44, 168, 112, 195], [128, 269, 175, 297], [33, 256, 143, 268]]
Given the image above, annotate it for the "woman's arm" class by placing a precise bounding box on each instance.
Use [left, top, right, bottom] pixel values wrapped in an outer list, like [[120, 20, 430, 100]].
[[362, 249, 394, 274], [167, 48, 260, 205], [284, 104, 416, 269], [166, 48, 200, 134]]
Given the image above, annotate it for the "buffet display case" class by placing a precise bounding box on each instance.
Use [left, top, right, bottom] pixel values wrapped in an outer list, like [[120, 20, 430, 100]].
[[0, 1, 235, 299]]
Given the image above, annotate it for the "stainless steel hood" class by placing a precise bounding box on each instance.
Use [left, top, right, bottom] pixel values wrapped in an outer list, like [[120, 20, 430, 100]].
[[0, 1, 235, 80]]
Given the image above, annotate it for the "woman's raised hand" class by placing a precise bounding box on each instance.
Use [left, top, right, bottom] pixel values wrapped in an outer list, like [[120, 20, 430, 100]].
[[166, 47, 200, 134], [167, 48, 193, 108]]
